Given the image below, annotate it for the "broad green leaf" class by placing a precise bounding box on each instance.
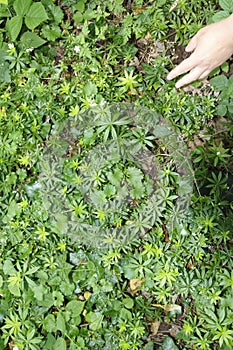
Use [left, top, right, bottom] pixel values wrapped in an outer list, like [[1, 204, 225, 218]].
[[73, 11, 83, 24], [66, 300, 84, 317], [85, 311, 103, 330], [30, 284, 45, 301], [216, 104, 227, 117], [212, 10, 229, 22], [8, 283, 21, 297], [25, 2, 48, 30], [160, 336, 179, 350], [210, 75, 228, 91], [3, 260, 16, 275], [13, 0, 31, 16], [20, 31, 46, 48], [6, 16, 22, 41], [219, 0, 233, 12], [43, 314, 56, 333], [49, 4, 64, 23], [123, 297, 134, 309], [0, 63, 10, 82], [75, 0, 85, 12], [41, 25, 62, 41], [56, 313, 66, 333], [54, 337, 67, 350]]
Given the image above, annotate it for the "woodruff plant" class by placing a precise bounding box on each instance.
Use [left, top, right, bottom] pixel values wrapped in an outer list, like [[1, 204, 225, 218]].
[[38, 103, 194, 248]]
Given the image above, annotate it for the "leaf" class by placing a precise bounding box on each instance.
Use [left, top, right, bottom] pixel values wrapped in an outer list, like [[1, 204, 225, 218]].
[[3, 259, 16, 275], [216, 104, 227, 117], [85, 311, 103, 330], [66, 300, 84, 317], [212, 10, 230, 22], [0, 0, 8, 4], [20, 31, 46, 48], [219, 0, 233, 12], [6, 16, 23, 41], [0, 62, 10, 82], [25, 2, 48, 29], [153, 125, 172, 138], [210, 75, 228, 91], [151, 303, 182, 313], [150, 320, 160, 336], [123, 297, 134, 309], [160, 336, 179, 350], [13, 0, 31, 16], [54, 337, 67, 350], [8, 283, 21, 297], [56, 312, 66, 333], [49, 4, 64, 23], [129, 278, 146, 294], [43, 314, 56, 333], [41, 25, 62, 41], [75, 0, 86, 12]]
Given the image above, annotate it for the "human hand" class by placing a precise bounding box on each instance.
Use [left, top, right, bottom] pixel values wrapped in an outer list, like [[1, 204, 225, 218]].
[[167, 14, 233, 88]]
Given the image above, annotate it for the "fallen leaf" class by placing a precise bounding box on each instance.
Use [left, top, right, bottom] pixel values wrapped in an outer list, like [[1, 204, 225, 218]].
[[150, 320, 161, 336], [129, 278, 146, 294], [151, 303, 182, 313]]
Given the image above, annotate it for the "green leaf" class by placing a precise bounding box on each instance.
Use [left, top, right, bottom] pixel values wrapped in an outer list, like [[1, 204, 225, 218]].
[[212, 10, 229, 22], [219, 0, 233, 12], [6, 16, 23, 41], [20, 31, 46, 48], [85, 311, 103, 330], [13, 0, 31, 16], [210, 75, 228, 91], [160, 336, 179, 350], [0, 0, 8, 4], [8, 283, 21, 297], [41, 25, 62, 41], [66, 300, 84, 317], [49, 4, 64, 23], [54, 337, 67, 350], [73, 11, 83, 24], [3, 260, 16, 275], [4, 200, 21, 221], [43, 314, 57, 333], [123, 297, 134, 309], [216, 104, 227, 117], [75, 0, 86, 12], [56, 312, 66, 333], [25, 2, 48, 29], [0, 61, 10, 82]]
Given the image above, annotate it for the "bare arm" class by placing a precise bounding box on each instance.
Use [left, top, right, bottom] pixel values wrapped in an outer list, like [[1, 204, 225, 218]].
[[167, 14, 233, 88]]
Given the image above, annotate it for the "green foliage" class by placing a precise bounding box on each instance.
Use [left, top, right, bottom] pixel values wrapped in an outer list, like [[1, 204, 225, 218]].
[[0, 0, 232, 349], [6, 0, 48, 42], [210, 75, 233, 119]]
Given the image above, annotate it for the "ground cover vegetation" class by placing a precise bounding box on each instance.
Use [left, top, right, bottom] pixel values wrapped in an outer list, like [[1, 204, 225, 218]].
[[0, 0, 232, 349]]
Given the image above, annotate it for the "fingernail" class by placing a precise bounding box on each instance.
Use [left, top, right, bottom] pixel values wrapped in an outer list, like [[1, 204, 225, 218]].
[[175, 82, 181, 89], [167, 73, 173, 80]]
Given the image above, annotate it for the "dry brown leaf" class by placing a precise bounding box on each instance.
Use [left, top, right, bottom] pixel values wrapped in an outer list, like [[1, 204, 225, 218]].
[[129, 278, 146, 294], [151, 303, 182, 313], [150, 320, 161, 336]]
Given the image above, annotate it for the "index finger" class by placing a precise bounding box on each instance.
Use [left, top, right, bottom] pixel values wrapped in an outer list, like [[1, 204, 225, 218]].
[[167, 55, 197, 80]]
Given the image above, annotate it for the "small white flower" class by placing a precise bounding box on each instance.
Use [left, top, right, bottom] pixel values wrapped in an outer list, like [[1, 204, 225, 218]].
[[26, 48, 33, 52], [8, 43, 14, 49], [13, 346, 19, 350], [74, 45, 80, 53]]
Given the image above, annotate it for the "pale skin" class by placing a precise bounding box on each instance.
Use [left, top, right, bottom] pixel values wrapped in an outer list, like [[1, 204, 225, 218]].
[[167, 14, 233, 88]]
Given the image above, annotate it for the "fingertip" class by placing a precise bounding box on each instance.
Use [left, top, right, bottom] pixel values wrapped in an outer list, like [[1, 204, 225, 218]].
[[166, 73, 174, 81]]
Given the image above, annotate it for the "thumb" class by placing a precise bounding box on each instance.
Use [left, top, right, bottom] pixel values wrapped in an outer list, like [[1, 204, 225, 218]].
[[185, 33, 199, 52]]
